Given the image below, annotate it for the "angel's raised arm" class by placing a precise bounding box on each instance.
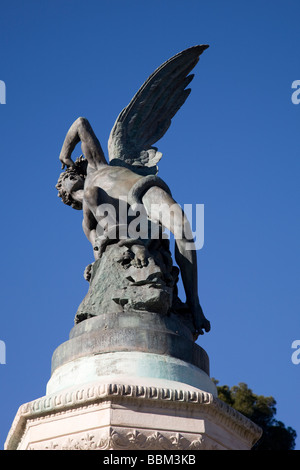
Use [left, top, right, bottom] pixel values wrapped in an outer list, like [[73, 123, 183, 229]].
[[59, 117, 107, 170]]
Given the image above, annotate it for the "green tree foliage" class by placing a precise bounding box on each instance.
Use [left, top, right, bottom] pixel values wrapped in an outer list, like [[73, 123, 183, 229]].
[[214, 381, 297, 450]]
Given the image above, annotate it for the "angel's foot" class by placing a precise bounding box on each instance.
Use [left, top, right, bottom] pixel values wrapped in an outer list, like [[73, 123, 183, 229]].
[[131, 245, 149, 268], [191, 304, 211, 338]]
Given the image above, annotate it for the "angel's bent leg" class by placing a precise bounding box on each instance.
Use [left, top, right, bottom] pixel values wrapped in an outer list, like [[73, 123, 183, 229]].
[[82, 200, 98, 247], [142, 186, 210, 336], [59, 117, 107, 170]]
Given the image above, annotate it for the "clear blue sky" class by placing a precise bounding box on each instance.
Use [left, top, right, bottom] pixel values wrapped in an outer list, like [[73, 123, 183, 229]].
[[0, 0, 299, 449]]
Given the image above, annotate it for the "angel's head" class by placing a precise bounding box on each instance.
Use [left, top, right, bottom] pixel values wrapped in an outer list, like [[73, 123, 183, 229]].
[[56, 156, 87, 210]]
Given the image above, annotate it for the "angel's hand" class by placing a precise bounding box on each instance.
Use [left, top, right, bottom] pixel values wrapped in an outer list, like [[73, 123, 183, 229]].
[[59, 155, 74, 170]]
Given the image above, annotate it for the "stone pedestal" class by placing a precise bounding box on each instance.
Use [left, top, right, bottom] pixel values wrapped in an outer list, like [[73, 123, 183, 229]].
[[5, 379, 262, 450], [46, 312, 216, 397], [5, 310, 262, 450]]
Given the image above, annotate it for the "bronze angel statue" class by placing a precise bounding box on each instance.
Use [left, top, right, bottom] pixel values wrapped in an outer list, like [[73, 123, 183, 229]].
[[56, 45, 210, 338]]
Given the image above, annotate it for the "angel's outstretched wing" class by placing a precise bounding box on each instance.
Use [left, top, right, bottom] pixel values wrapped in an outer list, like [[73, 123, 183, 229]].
[[108, 45, 209, 175]]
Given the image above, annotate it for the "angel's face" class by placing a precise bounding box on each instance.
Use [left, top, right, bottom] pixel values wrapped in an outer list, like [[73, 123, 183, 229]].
[[68, 174, 84, 194], [57, 173, 84, 210]]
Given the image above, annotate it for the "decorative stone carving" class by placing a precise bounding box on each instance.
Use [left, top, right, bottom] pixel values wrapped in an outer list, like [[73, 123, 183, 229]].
[[34, 429, 206, 451], [5, 381, 262, 450]]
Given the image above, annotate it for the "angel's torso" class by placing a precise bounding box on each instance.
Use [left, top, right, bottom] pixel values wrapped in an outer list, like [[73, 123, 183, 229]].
[[84, 163, 143, 208]]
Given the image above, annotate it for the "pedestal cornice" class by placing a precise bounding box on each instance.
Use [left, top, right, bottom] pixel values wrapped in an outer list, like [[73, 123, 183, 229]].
[[5, 381, 262, 450]]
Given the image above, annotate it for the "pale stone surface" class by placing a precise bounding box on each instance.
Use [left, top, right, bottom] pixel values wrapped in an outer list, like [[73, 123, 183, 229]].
[[46, 351, 217, 396], [5, 381, 262, 450]]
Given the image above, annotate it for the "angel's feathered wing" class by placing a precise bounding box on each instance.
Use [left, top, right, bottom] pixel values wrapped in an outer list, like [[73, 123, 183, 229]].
[[108, 45, 209, 175]]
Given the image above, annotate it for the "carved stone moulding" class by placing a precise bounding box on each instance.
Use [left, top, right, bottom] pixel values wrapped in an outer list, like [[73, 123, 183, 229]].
[[5, 381, 262, 450], [28, 428, 215, 451]]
